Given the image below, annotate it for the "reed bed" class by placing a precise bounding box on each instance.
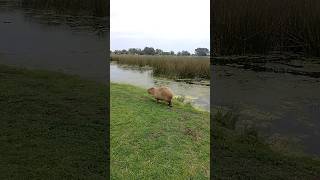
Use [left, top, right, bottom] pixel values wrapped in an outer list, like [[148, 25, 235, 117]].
[[111, 55, 210, 79], [19, 0, 108, 17], [213, 0, 320, 57]]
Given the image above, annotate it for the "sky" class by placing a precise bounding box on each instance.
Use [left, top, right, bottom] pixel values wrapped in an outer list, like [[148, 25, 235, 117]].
[[110, 0, 209, 54]]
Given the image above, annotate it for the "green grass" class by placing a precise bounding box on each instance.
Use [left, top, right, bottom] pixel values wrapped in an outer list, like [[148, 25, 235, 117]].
[[111, 82, 320, 179], [212, 109, 320, 179], [110, 83, 210, 179], [0, 64, 107, 179], [111, 55, 210, 79], [2, 63, 320, 179]]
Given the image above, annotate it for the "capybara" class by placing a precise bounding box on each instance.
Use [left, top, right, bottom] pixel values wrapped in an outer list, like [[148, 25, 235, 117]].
[[147, 86, 173, 107]]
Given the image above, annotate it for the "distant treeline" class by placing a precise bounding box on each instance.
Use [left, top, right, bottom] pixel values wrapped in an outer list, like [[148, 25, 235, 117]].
[[111, 47, 210, 56], [19, 0, 108, 17], [213, 0, 320, 57]]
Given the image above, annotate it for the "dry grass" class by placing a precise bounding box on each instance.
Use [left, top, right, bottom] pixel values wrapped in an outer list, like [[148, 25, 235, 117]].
[[111, 55, 210, 79]]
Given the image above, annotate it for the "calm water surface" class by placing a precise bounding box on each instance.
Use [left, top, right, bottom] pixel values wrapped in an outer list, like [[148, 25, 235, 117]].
[[213, 64, 320, 156], [111, 62, 210, 111], [0, 1, 107, 82]]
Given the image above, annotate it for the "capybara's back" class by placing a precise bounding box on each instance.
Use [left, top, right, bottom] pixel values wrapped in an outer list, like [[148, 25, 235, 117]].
[[156, 86, 173, 102], [147, 86, 174, 106]]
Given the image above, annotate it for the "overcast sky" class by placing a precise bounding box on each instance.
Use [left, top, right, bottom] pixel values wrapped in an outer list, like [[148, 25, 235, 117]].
[[110, 0, 209, 53]]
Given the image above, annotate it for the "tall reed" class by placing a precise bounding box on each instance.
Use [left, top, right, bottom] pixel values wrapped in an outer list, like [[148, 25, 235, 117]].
[[111, 55, 210, 79], [213, 0, 320, 57]]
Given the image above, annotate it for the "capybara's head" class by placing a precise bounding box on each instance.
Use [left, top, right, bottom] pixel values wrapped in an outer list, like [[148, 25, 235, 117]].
[[147, 87, 155, 95]]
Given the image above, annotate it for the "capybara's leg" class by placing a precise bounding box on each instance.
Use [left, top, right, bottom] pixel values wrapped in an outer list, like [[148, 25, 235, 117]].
[[168, 101, 172, 107], [156, 98, 159, 103]]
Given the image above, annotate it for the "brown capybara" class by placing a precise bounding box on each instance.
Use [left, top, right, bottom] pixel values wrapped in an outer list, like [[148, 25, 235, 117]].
[[147, 86, 173, 107]]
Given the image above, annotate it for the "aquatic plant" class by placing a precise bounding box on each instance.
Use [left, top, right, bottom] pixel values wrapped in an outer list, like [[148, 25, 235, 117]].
[[213, 0, 320, 57], [111, 55, 210, 79]]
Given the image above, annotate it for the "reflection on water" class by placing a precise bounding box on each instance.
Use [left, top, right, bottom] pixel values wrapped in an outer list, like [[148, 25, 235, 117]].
[[213, 65, 320, 156], [0, 1, 107, 82], [111, 62, 210, 111]]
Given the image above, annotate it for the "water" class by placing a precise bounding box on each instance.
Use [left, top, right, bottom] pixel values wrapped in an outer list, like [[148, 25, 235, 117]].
[[111, 62, 210, 111], [213, 64, 320, 156], [0, 1, 107, 82]]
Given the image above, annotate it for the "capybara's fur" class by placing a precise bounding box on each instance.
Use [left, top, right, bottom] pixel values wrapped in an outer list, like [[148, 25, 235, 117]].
[[147, 86, 173, 107]]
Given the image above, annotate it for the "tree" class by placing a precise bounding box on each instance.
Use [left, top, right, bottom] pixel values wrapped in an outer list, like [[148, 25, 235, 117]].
[[155, 49, 163, 55], [143, 47, 156, 55], [177, 51, 182, 56], [114, 50, 121, 55], [128, 48, 135, 54], [121, 49, 128, 54], [170, 51, 175, 55], [195, 48, 209, 56], [128, 48, 141, 55], [137, 48, 143, 55], [181, 50, 191, 56]]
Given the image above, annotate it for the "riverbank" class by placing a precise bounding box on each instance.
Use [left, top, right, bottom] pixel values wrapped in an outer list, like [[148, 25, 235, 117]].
[[110, 83, 210, 179], [111, 82, 320, 179], [0, 64, 107, 179], [1, 64, 319, 179], [111, 63, 210, 111], [212, 108, 320, 179]]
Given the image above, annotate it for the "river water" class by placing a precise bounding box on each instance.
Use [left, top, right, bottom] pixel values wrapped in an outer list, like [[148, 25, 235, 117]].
[[0, 1, 108, 82], [0, 2, 210, 110], [2, 0, 319, 157], [213, 64, 320, 156], [110, 62, 210, 111]]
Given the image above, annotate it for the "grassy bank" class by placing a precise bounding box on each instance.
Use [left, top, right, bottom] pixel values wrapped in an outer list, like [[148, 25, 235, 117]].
[[2, 63, 319, 179], [111, 82, 320, 179], [111, 83, 210, 179], [111, 55, 210, 79], [212, 110, 320, 179], [0, 64, 107, 179]]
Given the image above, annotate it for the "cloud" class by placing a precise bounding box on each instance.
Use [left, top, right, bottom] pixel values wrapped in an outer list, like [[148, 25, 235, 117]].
[[111, 0, 209, 52]]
